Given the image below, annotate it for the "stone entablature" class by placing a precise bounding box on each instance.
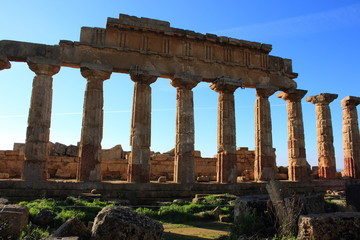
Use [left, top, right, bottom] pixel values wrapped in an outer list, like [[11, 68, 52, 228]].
[[0, 14, 297, 91]]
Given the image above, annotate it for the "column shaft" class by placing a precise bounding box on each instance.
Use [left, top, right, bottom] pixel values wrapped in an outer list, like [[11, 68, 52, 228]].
[[22, 60, 60, 181], [341, 96, 360, 178], [254, 89, 276, 181], [306, 93, 338, 179], [77, 64, 112, 181], [210, 80, 240, 183], [278, 90, 310, 181], [128, 71, 157, 183], [171, 76, 199, 184]]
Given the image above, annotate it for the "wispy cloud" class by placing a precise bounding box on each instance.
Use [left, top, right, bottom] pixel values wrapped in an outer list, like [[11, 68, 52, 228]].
[[214, 3, 360, 40]]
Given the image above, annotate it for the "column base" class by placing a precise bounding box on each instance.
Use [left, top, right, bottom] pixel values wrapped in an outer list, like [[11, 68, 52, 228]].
[[289, 165, 311, 181], [318, 166, 337, 179], [344, 157, 360, 179], [174, 153, 194, 184], [22, 160, 47, 181], [254, 155, 276, 181], [127, 163, 150, 183], [217, 152, 237, 183]]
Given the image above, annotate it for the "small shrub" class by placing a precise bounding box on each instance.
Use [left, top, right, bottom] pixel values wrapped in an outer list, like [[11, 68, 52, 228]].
[[135, 207, 157, 218], [228, 209, 265, 240]]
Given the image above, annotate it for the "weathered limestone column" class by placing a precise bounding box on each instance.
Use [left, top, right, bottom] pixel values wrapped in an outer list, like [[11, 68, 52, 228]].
[[77, 63, 112, 181], [306, 93, 338, 179], [278, 89, 310, 181], [128, 68, 158, 183], [170, 75, 200, 184], [254, 88, 277, 181], [22, 58, 60, 181], [0, 55, 11, 70], [341, 96, 360, 178], [210, 78, 243, 183]]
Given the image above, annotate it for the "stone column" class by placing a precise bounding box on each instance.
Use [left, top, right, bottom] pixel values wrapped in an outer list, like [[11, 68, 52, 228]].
[[254, 88, 277, 181], [341, 96, 360, 179], [0, 55, 11, 70], [306, 93, 338, 179], [210, 78, 243, 183], [22, 58, 60, 181], [128, 69, 158, 183], [278, 89, 310, 181], [170, 75, 200, 184], [77, 63, 112, 181]]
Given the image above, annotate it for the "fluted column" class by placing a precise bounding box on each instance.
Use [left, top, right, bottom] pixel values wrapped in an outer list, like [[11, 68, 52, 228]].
[[306, 93, 338, 179], [128, 69, 158, 183], [77, 63, 112, 182], [210, 78, 243, 183], [254, 88, 277, 181], [278, 89, 310, 181], [22, 58, 60, 181], [170, 75, 200, 184], [341, 96, 360, 179], [0, 55, 11, 70]]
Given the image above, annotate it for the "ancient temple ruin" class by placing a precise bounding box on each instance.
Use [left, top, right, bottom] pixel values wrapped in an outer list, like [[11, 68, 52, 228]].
[[0, 14, 359, 201]]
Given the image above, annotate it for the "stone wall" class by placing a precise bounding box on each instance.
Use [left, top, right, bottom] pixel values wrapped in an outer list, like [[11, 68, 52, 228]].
[[0, 144, 256, 181]]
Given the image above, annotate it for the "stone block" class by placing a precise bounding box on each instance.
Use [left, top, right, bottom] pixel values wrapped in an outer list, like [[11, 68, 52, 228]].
[[52, 217, 91, 240], [298, 194, 325, 215], [234, 195, 270, 220], [65, 145, 79, 157], [275, 173, 288, 180], [0, 173, 10, 179], [55, 169, 72, 178], [52, 142, 67, 156], [346, 183, 360, 211], [297, 212, 360, 240], [196, 176, 210, 182], [0, 205, 29, 239], [194, 150, 201, 157], [13, 143, 25, 152]]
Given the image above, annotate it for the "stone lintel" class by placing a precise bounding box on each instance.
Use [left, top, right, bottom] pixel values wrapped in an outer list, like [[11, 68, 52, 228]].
[[306, 93, 338, 105], [341, 96, 360, 108], [170, 74, 201, 90], [277, 89, 308, 102], [0, 55, 11, 70], [129, 66, 159, 84]]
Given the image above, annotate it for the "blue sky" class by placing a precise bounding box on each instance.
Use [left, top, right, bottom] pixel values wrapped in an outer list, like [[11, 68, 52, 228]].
[[0, 0, 359, 169]]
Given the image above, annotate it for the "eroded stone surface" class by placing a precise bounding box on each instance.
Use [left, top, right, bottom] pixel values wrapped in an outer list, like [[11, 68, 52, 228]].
[[278, 89, 310, 181], [341, 96, 360, 179], [306, 93, 338, 179]]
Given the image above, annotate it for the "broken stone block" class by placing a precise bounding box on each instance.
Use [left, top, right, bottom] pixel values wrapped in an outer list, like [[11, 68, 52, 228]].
[[298, 194, 325, 215], [66, 145, 79, 157], [52, 218, 91, 240], [91, 207, 163, 240], [0, 205, 29, 239], [234, 195, 270, 219], [52, 142, 67, 156], [297, 212, 360, 240]]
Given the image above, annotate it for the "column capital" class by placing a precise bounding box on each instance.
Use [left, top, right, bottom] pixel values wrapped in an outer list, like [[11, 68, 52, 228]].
[[306, 93, 338, 105], [129, 67, 159, 85], [80, 63, 112, 80], [27, 57, 60, 76], [170, 74, 201, 90], [256, 88, 277, 99], [277, 89, 308, 102], [0, 55, 11, 70], [341, 96, 360, 109], [210, 77, 244, 94]]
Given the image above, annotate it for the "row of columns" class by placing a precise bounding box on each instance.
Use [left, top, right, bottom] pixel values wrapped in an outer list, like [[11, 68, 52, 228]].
[[0, 57, 359, 182]]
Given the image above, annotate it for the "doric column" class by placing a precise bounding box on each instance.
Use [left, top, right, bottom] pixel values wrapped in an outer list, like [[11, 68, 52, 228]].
[[128, 68, 158, 183], [22, 58, 60, 181], [341, 96, 360, 178], [278, 89, 310, 181], [77, 63, 112, 181], [170, 74, 200, 184], [254, 88, 277, 181], [0, 55, 11, 70], [210, 78, 243, 183], [306, 93, 338, 179]]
